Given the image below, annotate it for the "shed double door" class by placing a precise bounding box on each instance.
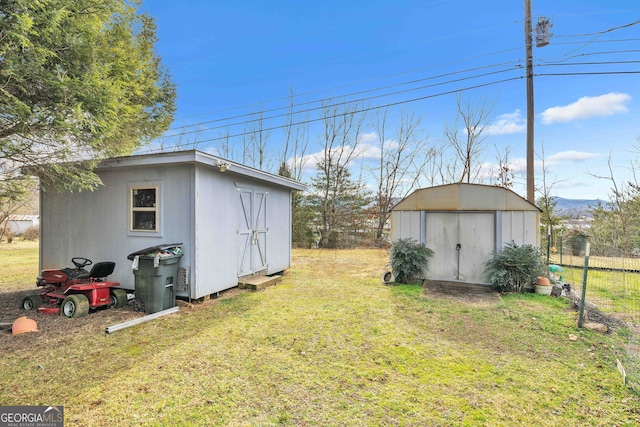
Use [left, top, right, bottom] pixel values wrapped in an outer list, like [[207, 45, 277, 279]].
[[425, 212, 495, 283], [238, 188, 268, 276]]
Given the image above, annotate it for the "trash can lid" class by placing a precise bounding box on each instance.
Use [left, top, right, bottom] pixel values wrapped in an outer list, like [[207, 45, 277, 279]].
[[127, 243, 183, 260]]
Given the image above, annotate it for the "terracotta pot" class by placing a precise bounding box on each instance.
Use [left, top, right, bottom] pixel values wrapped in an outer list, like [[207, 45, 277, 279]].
[[536, 276, 550, 286], [12, 316, 38, 336]]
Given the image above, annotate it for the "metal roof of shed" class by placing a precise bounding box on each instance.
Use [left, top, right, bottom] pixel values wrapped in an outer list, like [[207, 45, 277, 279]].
[[96, 150, 306, 191], [7, 214, 39, 221], [392, 183, 540, 212]]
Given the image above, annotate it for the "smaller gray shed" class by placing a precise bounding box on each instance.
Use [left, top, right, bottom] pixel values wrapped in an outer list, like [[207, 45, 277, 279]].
[[391, 183, 541, 284], [39, 150, 306, 300], [6, 214, 39, 235]]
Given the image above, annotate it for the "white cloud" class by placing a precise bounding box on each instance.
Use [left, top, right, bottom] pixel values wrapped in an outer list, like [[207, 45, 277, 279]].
[[293, 137, 379, 176], [357, 143, 382, 160], [546, 151, 599, 163], [358, 132, 379, 145], [540, 92, 631, 124], [485, 110, 526, 135]]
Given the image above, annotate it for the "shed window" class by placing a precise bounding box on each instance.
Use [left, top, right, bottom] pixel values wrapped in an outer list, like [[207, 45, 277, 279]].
[[131, 187, 158, 231]]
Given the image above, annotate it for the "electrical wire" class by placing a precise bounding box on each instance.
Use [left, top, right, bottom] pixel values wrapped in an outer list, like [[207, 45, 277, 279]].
[[163, 66, 524, 139], [554, 19, 640, 38], [151, 13, 640, 156], [161, 67, 522, 137], [164, 56, 639, 139], [537, 60, 640, 67], [145, 76, 523, 154], [537, 49, 640, 64], [154, 64, 640, 154], [168, 60, 523, 132], [169, 47, 524, 126], [168, 11, 640, 124], [169, 38, 640, 132], [536, 71, 640, 77]]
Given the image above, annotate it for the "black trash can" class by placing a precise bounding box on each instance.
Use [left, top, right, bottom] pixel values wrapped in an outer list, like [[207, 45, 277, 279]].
[[127, 243, 183, 314]]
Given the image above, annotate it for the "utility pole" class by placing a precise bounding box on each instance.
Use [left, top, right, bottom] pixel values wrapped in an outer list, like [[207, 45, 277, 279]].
[[525, 0, 535, 203]]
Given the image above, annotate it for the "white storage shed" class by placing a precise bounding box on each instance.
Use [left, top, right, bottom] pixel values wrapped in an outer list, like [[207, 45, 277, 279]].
[[391, 183, 541, 284], [38, 150, 306, 300]]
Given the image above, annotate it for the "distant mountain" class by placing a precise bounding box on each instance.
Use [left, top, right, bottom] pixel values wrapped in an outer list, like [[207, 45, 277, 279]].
[[553, 197, 608, 217]]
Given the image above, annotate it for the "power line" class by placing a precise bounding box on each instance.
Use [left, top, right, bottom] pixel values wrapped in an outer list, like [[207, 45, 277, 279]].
[[169, 47, 524, 125], [538, 60, 640, 67], [162, 66, 524, 139], [548, 37, 640, 46], [154, 66, 640, 154], [146, 76, 523, 154], [168, 61, 522, 132], [170, 39, 639, 128], [554, 19, 640, 38], [536, 71, 640, 77], [164, 56, 639, 139], [537, 49, 640, 64]]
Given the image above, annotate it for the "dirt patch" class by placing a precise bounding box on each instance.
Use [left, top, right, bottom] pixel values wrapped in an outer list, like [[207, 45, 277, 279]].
[[422, 280, 500, 306], [0, 288, 142, 349], [0, 286, 248, 351]]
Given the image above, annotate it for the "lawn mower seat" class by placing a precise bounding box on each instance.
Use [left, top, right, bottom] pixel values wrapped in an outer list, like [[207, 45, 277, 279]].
[[77, 262, 115, 280]]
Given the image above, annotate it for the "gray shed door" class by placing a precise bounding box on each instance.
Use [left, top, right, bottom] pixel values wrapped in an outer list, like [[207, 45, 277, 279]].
[[238, 188, 268, 276], [426, 212, 495, 283]]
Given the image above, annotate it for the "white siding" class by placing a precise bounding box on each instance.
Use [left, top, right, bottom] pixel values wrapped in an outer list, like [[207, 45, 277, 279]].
[[40, 166, 194, 290], [500, 211, 539, 248], [41, 162, 296, 299], [192, 166, 294, 298], [390, 211, 421, 241]]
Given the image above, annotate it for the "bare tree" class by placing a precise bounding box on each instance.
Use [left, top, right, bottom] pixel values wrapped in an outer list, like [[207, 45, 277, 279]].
[[423, 143, 448, 186], [0, 176, 38, 242], [536, 142, 565, 231], [311, 101, 367, 248], [443, 93, 494, 183], [589, 151, 639, 256], [493, 143, 515, 189], [279, 89, 310, 181], [244, 110, 271, 170], [369, 108, 433, 239], [217, 128, 233, 160]]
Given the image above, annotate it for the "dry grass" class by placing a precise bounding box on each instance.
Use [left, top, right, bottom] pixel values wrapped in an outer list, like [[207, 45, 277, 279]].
[[0, 239, 39, 292], [550, 254, 640, 271], [1, 243, 639, 426]]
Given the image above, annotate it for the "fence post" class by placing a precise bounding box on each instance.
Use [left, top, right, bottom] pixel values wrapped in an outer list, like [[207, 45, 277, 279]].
[[577, 241, 591, 328], [546, 225, 551, 276], [559, 234, 563, 265]]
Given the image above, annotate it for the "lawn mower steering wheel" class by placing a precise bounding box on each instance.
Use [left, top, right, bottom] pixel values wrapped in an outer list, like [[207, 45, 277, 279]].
[[72, 257, 93, 269]]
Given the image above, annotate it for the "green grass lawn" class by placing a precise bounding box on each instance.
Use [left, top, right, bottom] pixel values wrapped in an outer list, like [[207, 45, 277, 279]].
[[1, 242, 639, 426], [550, 264, 640, 317]]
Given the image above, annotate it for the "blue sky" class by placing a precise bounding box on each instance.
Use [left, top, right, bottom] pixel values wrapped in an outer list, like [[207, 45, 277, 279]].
[[142, 0, 640, 201]]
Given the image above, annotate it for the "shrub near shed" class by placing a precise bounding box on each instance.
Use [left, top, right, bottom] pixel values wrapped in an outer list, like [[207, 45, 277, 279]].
[[483, 243, 544, 293], [389, 238, 434, 284]]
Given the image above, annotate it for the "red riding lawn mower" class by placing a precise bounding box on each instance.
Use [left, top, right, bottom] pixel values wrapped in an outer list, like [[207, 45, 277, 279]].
[[22, 257, 128, 318]]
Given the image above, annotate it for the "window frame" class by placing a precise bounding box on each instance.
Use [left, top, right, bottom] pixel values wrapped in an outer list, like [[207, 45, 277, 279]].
[[129, 183, 162, 235]]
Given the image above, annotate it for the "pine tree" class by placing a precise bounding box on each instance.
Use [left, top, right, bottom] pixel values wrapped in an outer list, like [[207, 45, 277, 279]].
[[308, 159, 369, 248]]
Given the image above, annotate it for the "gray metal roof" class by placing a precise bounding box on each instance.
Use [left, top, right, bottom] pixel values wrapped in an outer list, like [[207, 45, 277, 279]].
[[97, 150, 307, 191], [393, 183, 541, 212]]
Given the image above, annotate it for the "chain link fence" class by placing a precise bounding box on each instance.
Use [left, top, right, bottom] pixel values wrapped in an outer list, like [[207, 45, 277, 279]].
[[546, 232, 640, 391]]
